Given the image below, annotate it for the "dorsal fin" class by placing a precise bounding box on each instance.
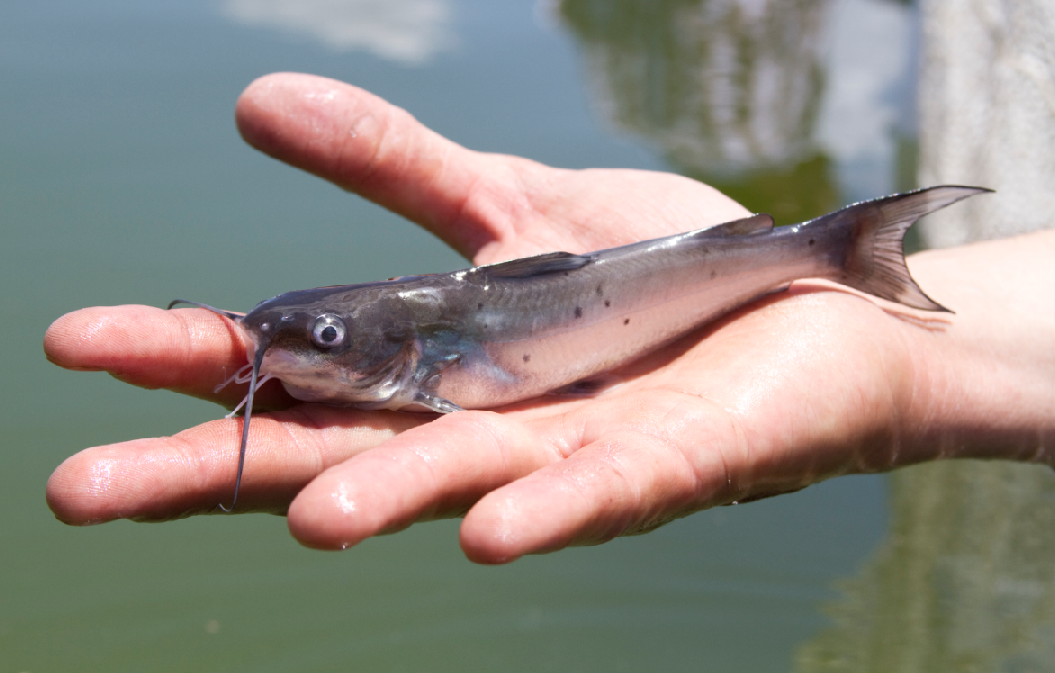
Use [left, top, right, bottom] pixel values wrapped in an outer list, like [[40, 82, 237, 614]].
[[479, 251, 593, 279], [699, 213, 775, 237]]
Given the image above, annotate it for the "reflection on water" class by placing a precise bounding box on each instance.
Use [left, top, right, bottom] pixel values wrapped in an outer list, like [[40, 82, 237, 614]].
[[221, 0, 453, 64], [558, 0, 829, 173], [556, 0, 919, 223], [816, 0, 918, 200], [557, 0, 838, 223], [795, 1, 1055, 669], [795, 463, 1055, 671]]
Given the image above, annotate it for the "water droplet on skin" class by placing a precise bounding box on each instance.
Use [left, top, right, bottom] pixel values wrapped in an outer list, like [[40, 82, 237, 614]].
[[334, 483, 357, 514], [87, 458, 119, 495]]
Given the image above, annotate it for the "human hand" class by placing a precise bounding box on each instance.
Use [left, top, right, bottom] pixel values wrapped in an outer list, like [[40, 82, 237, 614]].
[[44, 73, 1055, 562]]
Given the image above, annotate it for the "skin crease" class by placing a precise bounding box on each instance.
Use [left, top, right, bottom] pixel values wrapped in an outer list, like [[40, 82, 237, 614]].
[[44, 73, 1055, 563]]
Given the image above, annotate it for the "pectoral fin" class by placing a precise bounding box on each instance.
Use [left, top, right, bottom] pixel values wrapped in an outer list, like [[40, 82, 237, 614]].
[[413, 392, 463, 414]]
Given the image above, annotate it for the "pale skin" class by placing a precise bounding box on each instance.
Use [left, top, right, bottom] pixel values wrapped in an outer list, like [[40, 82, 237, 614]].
[[44, 73, 1055, 563]]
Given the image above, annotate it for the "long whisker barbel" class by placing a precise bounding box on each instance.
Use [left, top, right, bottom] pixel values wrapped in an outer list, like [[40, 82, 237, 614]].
[[168, 298, 265, 512], [217, 343, 268, 512]]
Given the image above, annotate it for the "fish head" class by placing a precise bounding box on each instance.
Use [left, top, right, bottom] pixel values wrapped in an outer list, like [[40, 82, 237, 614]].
[[167, 282, 421, 511], [240, 284, 416, 407]]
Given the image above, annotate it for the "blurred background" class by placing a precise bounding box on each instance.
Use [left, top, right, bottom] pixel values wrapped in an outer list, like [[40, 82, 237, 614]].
[[3, 0, 1054, 670]]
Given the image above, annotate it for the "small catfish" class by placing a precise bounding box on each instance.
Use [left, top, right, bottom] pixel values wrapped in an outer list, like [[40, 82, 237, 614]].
[[172, 185, 988, 510]]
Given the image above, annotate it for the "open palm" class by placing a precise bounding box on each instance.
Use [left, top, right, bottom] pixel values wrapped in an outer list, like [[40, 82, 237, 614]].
[[45, 73, 1042, 563]]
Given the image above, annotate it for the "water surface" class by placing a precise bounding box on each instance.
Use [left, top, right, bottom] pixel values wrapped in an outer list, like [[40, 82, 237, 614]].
[[3, 0, 1052, 670]]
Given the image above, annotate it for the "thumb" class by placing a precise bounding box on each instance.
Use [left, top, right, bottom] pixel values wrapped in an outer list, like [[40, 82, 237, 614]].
[[234, 72, 538, 258]]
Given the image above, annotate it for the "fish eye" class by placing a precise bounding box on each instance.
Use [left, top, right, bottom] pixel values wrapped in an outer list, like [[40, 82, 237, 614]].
[[312, 314, 346, 349]]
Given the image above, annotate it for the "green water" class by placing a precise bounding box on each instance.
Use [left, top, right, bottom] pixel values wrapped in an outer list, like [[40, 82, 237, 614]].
[[3, 0, 1053, 670]]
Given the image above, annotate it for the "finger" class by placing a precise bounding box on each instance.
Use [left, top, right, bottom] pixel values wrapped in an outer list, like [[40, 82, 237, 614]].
[[286, 411, 562, 550], [458, 391, 743, 564], [46, 406, 424, 524], [43, 304, 293, 410], [234, 74, 753, 265], [235, 72, 541, 258]]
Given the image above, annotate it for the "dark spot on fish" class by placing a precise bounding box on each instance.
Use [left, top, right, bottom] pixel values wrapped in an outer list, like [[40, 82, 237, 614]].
[[710, 269, 717, 279], [595, 285, 603, 296], [623, 318, 630, 325], [523, 354, 531, 363], [808, 239, 815, 246], [604, 299, 611, 308], [575, 306, 583, 319], [564, 271, 570, 277], [477, 302, 484, 310]]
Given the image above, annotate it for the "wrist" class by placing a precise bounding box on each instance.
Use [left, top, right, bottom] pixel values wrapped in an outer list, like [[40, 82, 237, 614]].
[[899, 232, 1055, 466]]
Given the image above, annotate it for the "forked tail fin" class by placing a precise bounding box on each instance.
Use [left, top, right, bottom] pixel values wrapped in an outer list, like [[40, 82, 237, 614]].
[[819, 186, 991, 312]]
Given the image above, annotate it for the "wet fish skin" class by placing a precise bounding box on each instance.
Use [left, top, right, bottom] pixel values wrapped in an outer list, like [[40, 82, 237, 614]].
[[232, 185, 988, 414]]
